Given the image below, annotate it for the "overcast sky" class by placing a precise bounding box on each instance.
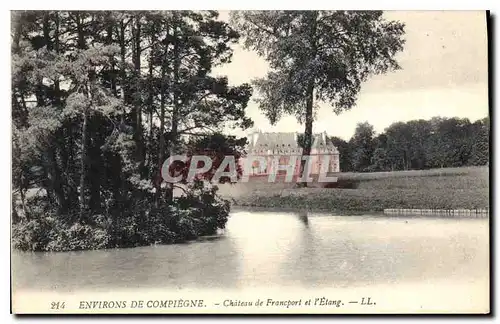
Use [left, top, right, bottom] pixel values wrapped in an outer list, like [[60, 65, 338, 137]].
[[213, 10, 489, 140]]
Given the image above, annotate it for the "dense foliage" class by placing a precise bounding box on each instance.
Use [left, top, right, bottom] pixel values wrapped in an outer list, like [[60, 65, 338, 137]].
[[329, 117, 489, 172], [11, 11, 252, 251]]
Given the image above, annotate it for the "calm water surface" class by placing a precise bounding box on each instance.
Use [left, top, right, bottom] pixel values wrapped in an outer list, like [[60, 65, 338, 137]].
[[12, 211, 489, 292]]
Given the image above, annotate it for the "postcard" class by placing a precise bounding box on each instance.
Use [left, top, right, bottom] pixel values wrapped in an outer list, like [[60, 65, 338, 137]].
[[11, 10, 490, 314]]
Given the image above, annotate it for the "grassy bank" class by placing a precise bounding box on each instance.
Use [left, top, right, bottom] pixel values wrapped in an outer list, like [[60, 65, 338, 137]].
[[218, 166, 489, 214]]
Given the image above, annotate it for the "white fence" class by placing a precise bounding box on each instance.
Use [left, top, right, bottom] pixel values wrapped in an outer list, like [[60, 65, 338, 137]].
[[383, 208, 489, 218]]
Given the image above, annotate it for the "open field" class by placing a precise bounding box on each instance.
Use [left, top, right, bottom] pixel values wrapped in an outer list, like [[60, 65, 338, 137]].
[[217, 166, 489, 214]]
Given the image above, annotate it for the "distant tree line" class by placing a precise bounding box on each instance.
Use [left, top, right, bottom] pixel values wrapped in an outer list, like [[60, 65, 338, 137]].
[[329, 117, 489, 173]]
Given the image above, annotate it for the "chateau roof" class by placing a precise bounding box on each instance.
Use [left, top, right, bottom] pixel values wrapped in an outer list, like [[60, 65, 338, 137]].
[[247, 131, 338, 153], [254, 132, 298, 149]]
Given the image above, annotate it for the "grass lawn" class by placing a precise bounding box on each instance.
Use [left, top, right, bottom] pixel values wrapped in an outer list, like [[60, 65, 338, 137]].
[[217, 166, 489, 214]]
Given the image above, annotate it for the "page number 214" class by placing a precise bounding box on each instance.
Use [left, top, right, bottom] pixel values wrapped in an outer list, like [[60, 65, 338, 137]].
[[50, 301, 65, 310]]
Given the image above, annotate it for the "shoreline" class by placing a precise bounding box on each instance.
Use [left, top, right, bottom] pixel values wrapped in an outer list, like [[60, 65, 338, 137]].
[[230, 204, 489, 218], [219, 166, 489, 218], [229, 204, 380, 216], [12, 204, 488, 254]]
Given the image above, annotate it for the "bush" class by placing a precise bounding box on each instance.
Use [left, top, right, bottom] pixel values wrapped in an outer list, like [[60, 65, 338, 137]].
[[12, 216, 57, 251], [322, 179, 359, 189], [12, 181, 231, 252], [12, 217, 111, 252]]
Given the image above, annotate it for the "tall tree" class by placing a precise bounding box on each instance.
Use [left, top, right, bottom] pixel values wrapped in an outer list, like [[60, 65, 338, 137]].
[[385, 122, 412, 170], [468, 117, 489, 166], [350, 122, 375, 172], [144, 11, 253, 201], [328, 136, 352, 172], [370, 133, 389, 171], [231, 10, 405, 184]]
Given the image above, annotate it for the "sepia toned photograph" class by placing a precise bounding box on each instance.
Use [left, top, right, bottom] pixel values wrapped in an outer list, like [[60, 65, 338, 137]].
[[10, 10, 490, 314]]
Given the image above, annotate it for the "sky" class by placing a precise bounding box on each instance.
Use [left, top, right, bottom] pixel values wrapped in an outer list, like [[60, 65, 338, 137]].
[[213, 11, 489, 141]]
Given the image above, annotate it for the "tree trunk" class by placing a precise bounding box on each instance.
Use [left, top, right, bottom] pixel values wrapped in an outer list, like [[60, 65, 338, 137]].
[[48, 147, 68, 214], [11, 12, 22, 54], [119, 20, 127, 104], [166, 13, 180, 202], [88, 116, 103, 213], [43, 12, 52, 50], [34, 12, 54, 108], [147, 43, 154, 169], [106, 14, 117, 96], [133, 14, 144, 171], [54, 12, 61, 107], [76, 13, 89, 220], [79, 110, 89, 220], [298, 12, 318, 188], [157, 74, 166, 201], [156, 31, 168, 202], [19, 190, 27, 221], [75, 13, 85, 50], [299, 79, 314, 187]]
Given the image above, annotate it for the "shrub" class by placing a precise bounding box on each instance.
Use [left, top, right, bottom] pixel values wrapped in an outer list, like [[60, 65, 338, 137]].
[[175, 181, 230, 237], [12, 217, 111, 252], [12, 181, 231, 252], [322, 179, 359, 189]]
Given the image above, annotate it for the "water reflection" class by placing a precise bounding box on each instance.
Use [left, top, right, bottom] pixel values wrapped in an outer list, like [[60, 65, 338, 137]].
[[297, 211, 309, 227], [12, 235, 242, 292], [12, 211, 488, 292]]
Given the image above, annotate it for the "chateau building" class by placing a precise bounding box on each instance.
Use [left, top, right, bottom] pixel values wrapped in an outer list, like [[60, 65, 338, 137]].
[[241, 131, 340, 176]]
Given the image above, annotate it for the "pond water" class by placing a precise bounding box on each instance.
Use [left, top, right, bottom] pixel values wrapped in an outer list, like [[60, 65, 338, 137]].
[[12, 210, 489, 292]]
